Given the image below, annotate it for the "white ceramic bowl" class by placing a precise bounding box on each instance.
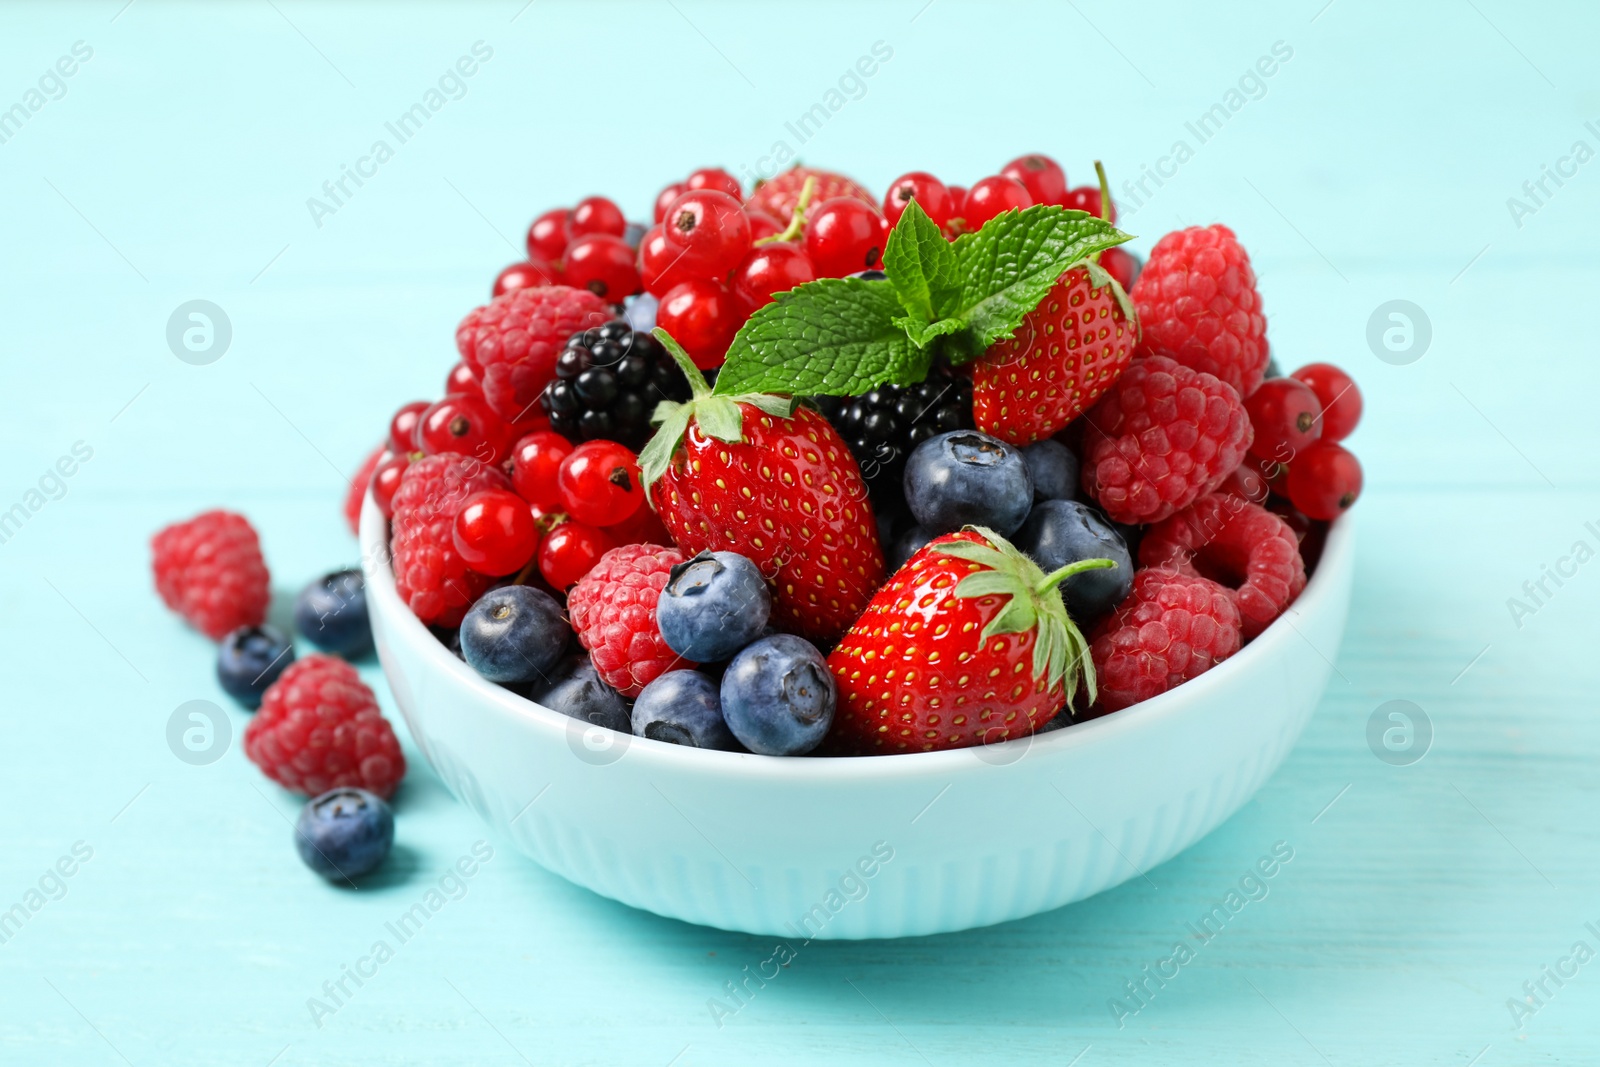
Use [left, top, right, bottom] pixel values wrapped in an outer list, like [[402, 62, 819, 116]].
[[361, 495, 1353, 939]]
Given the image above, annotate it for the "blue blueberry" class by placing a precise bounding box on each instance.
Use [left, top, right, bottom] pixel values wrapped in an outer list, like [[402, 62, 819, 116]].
[[1020, 439, 1078, 503], [217, 624, 295, 709], [719, 634, 835, 756], [623, 292, 658, 333], [631, 670, 740, 750], [656, 551, 771, 662], [528, 655, 631, 733], [1013, 499, 1133, 621], [294, 787, 394, 881], [904, 430, 1033, 537], [459, 585, 569, 684], [294, 568, 373, 659], [889, 523, 932, 571]]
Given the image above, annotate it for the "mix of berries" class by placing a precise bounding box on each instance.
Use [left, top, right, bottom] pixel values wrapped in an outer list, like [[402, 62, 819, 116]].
[[152, 151, 1371, 799]]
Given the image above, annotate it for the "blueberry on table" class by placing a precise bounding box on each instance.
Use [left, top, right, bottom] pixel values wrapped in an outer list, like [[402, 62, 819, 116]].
[[656, 551, 771, 663], [459, 585, 569, 684], [216, 624, 295, 709], [720, 634, 836, 756], [1020, 439, 1078, 503], [631, 670, 741, 751], [528, 655, 631, 733], [294, 787, 394, 881], [1013, 499, 1133, 621], [904, 430, 1033, 537], [294, 568, 373, 659]]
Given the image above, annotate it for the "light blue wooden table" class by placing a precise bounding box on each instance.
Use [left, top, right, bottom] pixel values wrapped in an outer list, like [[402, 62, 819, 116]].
[[3, 1, 1597, 1062]]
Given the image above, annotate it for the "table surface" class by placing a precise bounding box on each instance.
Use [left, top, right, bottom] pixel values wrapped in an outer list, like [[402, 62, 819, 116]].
[[3, 1, 1598, 1063]]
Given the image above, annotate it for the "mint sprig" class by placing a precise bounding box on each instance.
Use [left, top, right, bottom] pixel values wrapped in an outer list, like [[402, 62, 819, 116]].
[[710, 200, 1133, 399]]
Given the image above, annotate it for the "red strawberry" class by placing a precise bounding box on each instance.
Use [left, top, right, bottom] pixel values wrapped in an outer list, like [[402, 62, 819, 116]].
[[970, 263, 1138, 445], [826, 528, 1110, 754], [640, 334, 885, 644], [746, 166, 875, 226]]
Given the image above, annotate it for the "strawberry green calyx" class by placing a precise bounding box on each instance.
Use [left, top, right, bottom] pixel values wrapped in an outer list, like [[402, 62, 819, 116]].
[[1086, 160, 1140, 327], [931, 526, 1114, 708], [637, 328, 793, 491]]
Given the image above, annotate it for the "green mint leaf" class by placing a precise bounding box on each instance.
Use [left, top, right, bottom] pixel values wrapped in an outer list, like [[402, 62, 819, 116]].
[[946, 206, 1133, 363], [711, 277, 928, 397], [883, 200, 960, 323]]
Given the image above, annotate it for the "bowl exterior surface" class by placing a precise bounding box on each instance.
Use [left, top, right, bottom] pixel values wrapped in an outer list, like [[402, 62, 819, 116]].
[[362, 499, 1353, 939]]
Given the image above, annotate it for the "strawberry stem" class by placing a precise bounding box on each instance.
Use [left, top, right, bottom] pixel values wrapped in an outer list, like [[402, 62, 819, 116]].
[[756, 176, 818, 246], [1035, 557, 1116, 598]]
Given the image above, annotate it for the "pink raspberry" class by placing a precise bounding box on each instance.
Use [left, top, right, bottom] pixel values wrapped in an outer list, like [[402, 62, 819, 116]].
[[344, 444, 386, 536], [244, 655, 406, 798], [1081, 356, 1253, 525], [567, 543, 695, 697], [1089, 570, 1242, 712], [455, 284, 612, 424], [1132, 224, 1269, 397], [1139, 492, 1307, 639], [389, 454, 508, 627], [151, 510, 270, 640]]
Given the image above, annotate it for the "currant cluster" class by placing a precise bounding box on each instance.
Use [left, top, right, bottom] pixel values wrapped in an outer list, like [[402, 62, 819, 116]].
[[541, 321, 690, 450], [496, 195, 642, 304]]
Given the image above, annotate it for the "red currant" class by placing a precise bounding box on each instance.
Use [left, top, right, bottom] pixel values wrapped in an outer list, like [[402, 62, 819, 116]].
[[1245, 377, 1323, 462], [567, 196, 626, 239], [1100, 246, 1139, 290], [557, 440, 644, 527], [638, 225, 699, 297], [882, 171, 953, 229], [526, 208, 570, 263], [370, 453, 408, 519], [661, 190, 751, 281], [453, 489, 541, 576], [563, 233, 642, 303], [416, 394, 513, 465], [445, 362, 483, 399], [539, 519, 613, 590], [1286, 441, 1363, 521], [657, 279, 740, 370], [1061, 185, 1116, 222], [962, 177, 1033, 229], [685, 167, 742, 199], [804, 198, 887, 278], [746, 210, 785, 242], [1000, 154, 1066, 206], [1291, 362, 1363, 443], [509, 430, 574, 508], [731, 242, 814, 310], [492, 258, 559, 297], [653, 182, 686, 224], [388, 400, 429, 455]]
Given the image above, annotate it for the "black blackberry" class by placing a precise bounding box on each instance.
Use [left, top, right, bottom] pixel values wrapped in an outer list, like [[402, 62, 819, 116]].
[[540, 321, 689, 450], [822, 364, 973, 506]]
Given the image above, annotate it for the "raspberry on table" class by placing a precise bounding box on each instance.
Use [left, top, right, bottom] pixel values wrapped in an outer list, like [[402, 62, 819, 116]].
[[243, 655, 406, 799], [1089, 570, 1242, 712], [1080, 355, 1254, 525], [151, 510, 271, 640], [344, 445, 387, 536], [455, 284, 613, 424], [1139, 492, 1307, 639], [389, 454, 510, 627], [1132, 224, 1269, 398], [566, 543, 696, 697]]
